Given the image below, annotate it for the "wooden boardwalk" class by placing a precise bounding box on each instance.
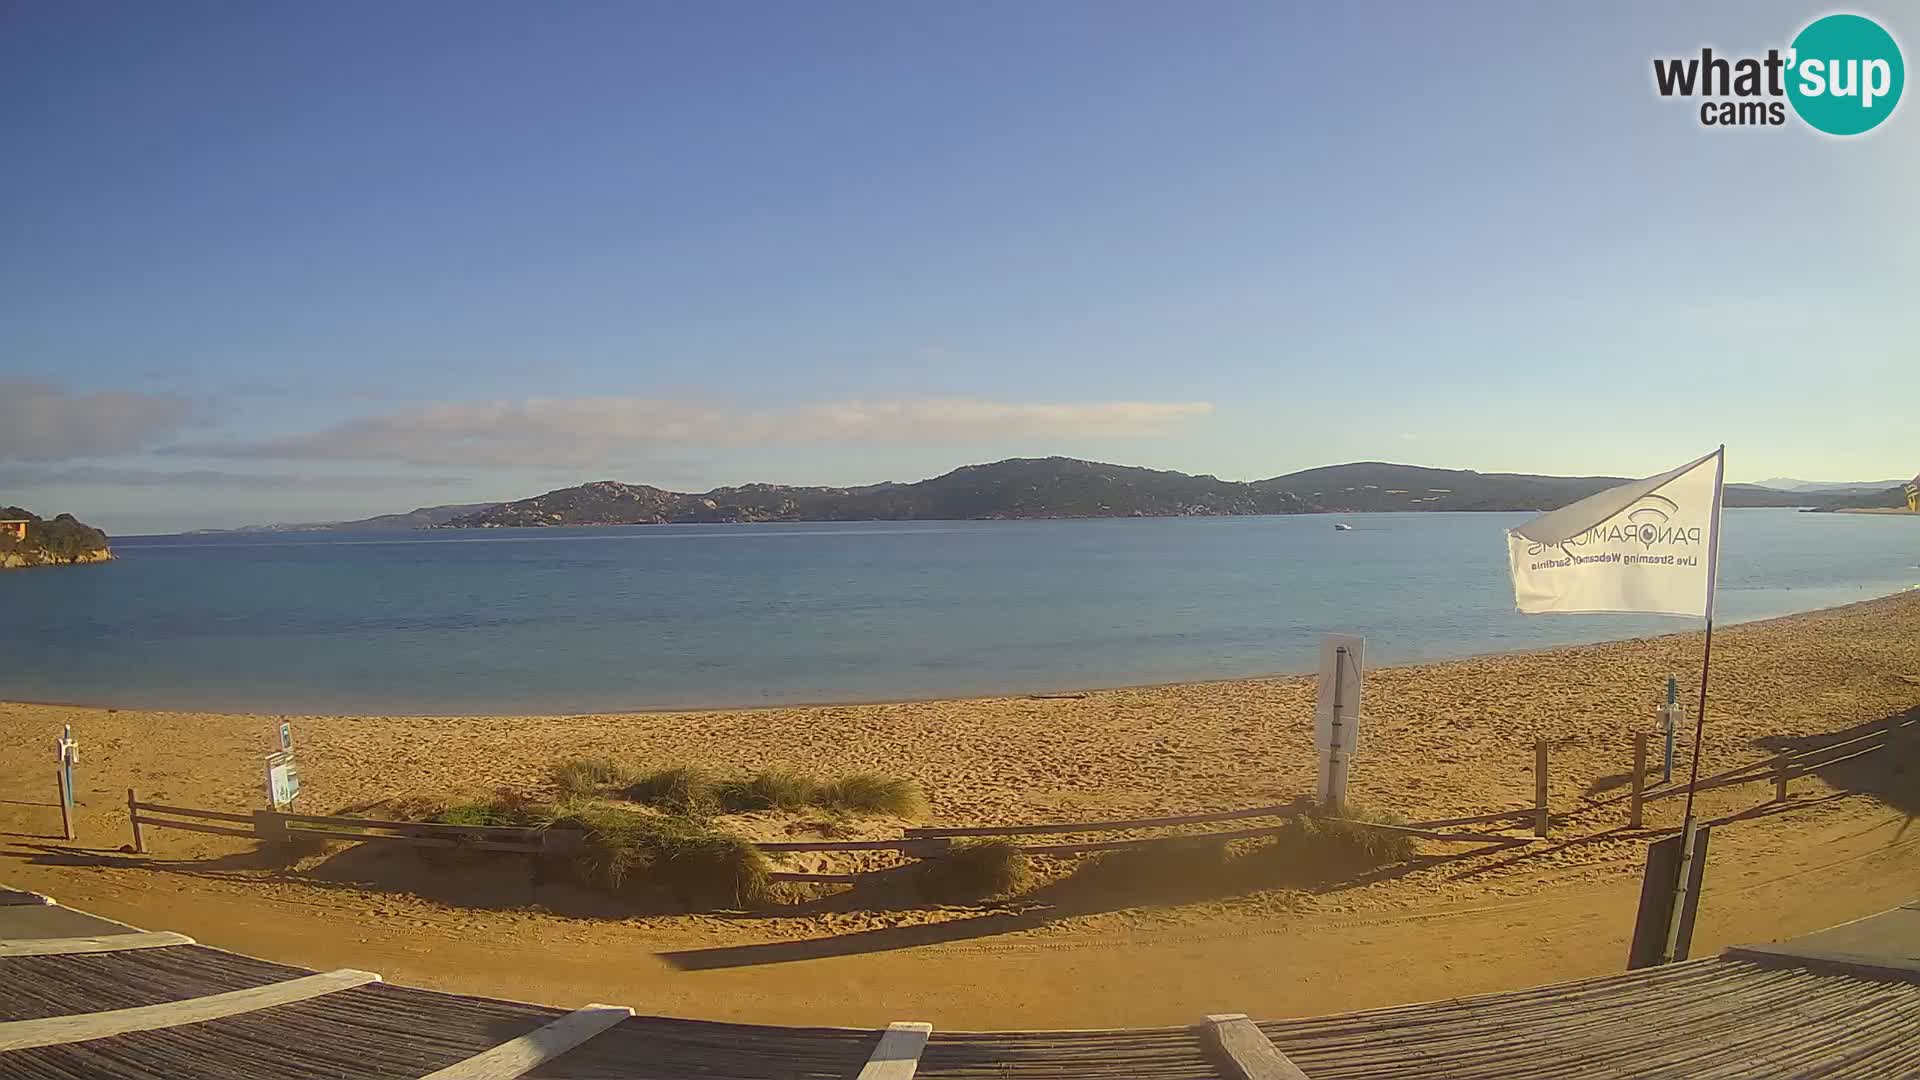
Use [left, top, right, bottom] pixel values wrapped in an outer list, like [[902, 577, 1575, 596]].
[[1, 888, 1915, 1079]]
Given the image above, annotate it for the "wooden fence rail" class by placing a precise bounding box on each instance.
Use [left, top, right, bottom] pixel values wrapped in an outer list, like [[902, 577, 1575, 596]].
[[1628, 714, 1916, 824], [127, 797, 970, 857], [906, 803, 1538, 841], [904, 802, 1301, 838]]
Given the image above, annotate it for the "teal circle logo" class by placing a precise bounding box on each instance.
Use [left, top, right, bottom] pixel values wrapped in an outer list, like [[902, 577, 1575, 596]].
[[1786, 14, 1904, 135]]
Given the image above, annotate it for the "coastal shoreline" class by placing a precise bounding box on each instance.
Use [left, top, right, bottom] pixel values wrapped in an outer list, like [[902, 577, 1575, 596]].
[[2, 589, 1916, 1026], [3, 586, 1914, 718]]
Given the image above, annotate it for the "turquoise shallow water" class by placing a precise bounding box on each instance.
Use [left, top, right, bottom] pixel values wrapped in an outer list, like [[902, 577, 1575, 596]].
[[0, 509, 1913, 714]]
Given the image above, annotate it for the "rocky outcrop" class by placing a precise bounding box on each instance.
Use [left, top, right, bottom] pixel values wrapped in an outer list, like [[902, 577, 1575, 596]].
[[0, 547, 111, 569], [0, 507, 113, 569]]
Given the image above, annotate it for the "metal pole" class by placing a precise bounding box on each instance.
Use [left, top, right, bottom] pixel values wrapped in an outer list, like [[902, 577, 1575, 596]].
[[1663, 446, 1724, 964], [1664, 618, 1717, 962], [57, 768, 73, 841]]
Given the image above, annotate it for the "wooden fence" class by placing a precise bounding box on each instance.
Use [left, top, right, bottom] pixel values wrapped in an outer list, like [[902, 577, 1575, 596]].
[[125, 788, 1536, 887], [1622, 712, 1918, 828], [123, 742, 1567, 885], [124, 793, 951, 880]]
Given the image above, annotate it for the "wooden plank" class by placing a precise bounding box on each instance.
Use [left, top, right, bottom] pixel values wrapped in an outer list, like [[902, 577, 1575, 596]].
[[1018, 823, 1295, 855], [905, 802, 1300, 838], [1630, 733, 1647, 830], [0, 930, 194, 957], [1401, 808, 1535, 829], [854, 1021, 932, 1080], [1788, 742, 1889, 777], [130, 802, 256, 824], [0, 968, 380, 1051], [1200, 1013, 1312, 1080], [127, 788, 145, 854], [1321, 818, 1529, 844], [1534, 740, 1549, 837], [275, 826, 547, 854], [768, 871, 866, 884], [756, 839, 948, 853], [132, 817, 257, 840], [265, 810, 546, 839], [417, 1003, 633, 1079], [1784, 719, 1908, 762]]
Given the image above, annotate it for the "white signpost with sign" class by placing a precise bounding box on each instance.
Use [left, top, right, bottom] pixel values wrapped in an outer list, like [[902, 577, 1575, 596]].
[[266, 751, 300, 809], [266, 719, 300, 809], [1314, 634, 1365, 807]]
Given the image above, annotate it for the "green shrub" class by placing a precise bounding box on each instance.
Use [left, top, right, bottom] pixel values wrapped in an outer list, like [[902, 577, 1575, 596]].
[[648, 827, 772, 907], [624, 766, 718, 815], [816, 773, 928, 817], [713, 769, 820, 812], [540, 801, 770, 906], [917, 839, 1030, 901], [423, 789, 545, 828], [550, 756, 639, 796], [434, 803, 513, 827]]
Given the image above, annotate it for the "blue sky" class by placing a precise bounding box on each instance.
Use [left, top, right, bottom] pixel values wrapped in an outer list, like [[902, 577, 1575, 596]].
[[2, 2, 1913, 533]]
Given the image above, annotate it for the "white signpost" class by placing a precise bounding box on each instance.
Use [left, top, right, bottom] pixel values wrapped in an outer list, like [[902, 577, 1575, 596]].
[[1314, 634, 1366, 807], [266, 720, 300, 809], [266, 751, 300, 809]]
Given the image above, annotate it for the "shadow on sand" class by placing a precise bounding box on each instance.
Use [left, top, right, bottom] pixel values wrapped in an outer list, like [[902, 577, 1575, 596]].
[[658, 841, 1492, 971], [1756, 705, 1919, 834]]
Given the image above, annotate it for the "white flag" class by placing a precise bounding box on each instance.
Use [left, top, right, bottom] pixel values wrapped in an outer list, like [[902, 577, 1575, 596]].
[[1507, 448, 1724, 618]]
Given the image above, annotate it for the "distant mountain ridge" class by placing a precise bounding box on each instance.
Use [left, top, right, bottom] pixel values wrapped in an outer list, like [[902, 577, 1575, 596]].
[[443, 460, 1308, 526], [192, 503, 496, 534], [437, 457, 1828, 529], [1751, 477, 1904, 494]]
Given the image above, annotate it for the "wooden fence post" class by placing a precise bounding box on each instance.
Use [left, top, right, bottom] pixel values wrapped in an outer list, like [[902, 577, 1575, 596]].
[[1630, 733, 1647, 829], [253, 810, 287, 851], [1773, 753, 1790, 803], [1536, 737, 1551, 834], [127, 789, 145, 854]]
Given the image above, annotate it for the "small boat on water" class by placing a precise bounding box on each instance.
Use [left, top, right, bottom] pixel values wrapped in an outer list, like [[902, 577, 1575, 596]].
[[1333, 522, 1353, 531]]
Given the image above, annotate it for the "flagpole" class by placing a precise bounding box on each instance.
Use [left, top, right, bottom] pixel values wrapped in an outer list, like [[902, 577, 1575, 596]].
[[1663, 444, 1724, 962]]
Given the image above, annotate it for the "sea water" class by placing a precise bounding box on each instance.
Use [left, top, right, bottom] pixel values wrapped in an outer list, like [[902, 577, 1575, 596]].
[[0, 509, 1912, 714]]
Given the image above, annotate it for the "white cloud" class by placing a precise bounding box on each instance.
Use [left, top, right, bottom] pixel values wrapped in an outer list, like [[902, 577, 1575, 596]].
[[167, 397, 1215, 468], [0, 464, 466, 490], [0, 379, 196, 459]]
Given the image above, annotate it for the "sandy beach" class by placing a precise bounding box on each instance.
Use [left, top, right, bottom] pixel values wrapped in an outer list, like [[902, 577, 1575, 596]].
[[2, 589, 1917, 1026]]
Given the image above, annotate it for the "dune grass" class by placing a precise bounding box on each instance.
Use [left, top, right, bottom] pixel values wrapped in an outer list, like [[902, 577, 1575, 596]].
[[551, 803, 771, 906], [814, 773, 928, 817], [624, 766, 719, 816], [383, 790, 768, 906], [916, 839, 1030, 901], [712, 768, 819, 812], [550, 755, 641, 797], [618, 762, 926, 819]]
